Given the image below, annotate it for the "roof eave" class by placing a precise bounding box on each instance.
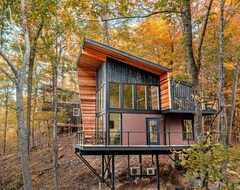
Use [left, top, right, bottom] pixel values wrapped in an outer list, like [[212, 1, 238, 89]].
[[83, 38, 171, 73]]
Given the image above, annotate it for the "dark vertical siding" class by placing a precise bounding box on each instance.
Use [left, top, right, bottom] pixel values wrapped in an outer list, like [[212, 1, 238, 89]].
[[96, 62, 106, 89], [106, 58, 160, 85], [171, 80, 194, 110]]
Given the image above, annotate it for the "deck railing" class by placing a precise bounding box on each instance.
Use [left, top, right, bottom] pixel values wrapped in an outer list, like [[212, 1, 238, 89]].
[[172, 97, 218, 111], [74, 130, 196, 147]]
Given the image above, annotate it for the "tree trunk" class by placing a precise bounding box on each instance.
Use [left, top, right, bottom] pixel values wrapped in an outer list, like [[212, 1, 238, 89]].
[[218, 0, 226, 144], [0, 0, 32, 188], [26, 21, 44, 151], [104, 20, 110, 45], [16, 85, 32, 189], [2, 96, 8, 156], [183, 0, 202, 142], [52, 58, 58, 190], [31, 88, 38, 149], [227, 59, 240, 146], [26, 59, 34, 151]]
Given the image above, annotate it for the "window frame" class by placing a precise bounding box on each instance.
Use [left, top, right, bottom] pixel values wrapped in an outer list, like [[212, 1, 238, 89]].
[[182, 118, 194, 141], [136, 84, 147, 110], [109, 82, 121, 109], [96, 84, 105, 114], [148, 85, 160, 110], [108, 112, 122, 145], [123, 83, 134, 109]]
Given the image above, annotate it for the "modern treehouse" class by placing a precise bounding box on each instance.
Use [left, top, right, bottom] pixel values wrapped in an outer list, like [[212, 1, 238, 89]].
[[74, 38, 217, 190], [42, 84, 82, 134]]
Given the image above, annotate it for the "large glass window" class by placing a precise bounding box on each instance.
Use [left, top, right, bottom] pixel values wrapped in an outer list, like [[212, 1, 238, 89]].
[[97, 114, 106, 144], [182, 119, 194, 140], [110, 83, 120, 108], [149, 86, 159, 110], [96, 85, 105, 113], [123, 84, 134, 109], [109, 113, 121, 145], [137, 85, 146, 109]]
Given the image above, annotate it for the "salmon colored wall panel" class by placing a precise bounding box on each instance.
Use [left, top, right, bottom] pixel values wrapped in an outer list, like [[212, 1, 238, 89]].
[[165, 116, 196, 145], [122, 114, 164, 145]]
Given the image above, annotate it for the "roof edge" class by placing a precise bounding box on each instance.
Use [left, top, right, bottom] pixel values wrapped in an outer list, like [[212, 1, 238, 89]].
[[76, 37, 87, 66], [83, 38, 171, 73]]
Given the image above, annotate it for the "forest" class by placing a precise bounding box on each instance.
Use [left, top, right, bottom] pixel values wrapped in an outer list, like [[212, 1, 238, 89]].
[[0, 0, 240, 189]]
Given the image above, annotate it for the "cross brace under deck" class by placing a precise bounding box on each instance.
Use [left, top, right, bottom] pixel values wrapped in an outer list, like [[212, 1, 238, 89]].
[[76, 153, 161, 190]]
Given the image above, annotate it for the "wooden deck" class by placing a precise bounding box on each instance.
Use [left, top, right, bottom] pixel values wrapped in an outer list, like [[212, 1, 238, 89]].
[[75, 144, 190, 155]]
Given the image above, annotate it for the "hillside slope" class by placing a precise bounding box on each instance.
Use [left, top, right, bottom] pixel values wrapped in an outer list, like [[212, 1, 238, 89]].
[[0, 134, 187, 189]]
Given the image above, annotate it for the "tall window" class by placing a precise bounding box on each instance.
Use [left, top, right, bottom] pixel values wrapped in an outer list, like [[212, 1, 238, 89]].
[[137, 85, 146, 109], [96, 85, 105, 113], [109, 113, 121, 145], [110, 83, 120, 108], [182, 119, 194, 140], [149, 86, 159, 110], [124, 84, 134, 109], [97, 114, 106, 144]]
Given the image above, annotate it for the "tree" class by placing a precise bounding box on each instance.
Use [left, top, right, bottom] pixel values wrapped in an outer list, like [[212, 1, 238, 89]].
[[218, 0, 227, 144], [0, 77, 14, 156], [26, 20, 44, 151], [227, 59, 240, 146], [176, 136, 240, 189], [0, 0, 32, 189]]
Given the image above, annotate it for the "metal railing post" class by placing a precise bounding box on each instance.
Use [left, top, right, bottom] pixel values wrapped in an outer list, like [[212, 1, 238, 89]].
[[168, 132, 170, 146]]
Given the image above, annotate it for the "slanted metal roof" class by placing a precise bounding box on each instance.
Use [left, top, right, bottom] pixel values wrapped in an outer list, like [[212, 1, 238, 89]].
[[76, 38, 170, 75]]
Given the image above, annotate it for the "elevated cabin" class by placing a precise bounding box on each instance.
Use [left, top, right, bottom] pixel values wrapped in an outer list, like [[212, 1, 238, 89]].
[[75, 38, 217, 149], [74, 39, 217, 190], [42, 84, 82, 133]]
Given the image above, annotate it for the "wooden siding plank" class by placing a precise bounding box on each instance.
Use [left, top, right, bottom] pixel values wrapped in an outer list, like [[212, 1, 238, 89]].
[[160, 72, 171, 110], [78, 68, 97, 134]]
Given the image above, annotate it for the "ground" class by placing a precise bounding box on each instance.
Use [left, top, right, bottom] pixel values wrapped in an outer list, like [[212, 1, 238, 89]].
[[0, 134, 189, 190]]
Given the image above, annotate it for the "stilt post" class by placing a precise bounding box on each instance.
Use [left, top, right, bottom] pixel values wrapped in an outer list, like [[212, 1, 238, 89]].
[[111, 155, 115, 190], [156, 154, 160, 190]]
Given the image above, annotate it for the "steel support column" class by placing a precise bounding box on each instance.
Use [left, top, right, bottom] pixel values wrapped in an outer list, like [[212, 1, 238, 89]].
[[101, 155, 105, 182], [139, 154, 142, 177], [156, 154, 160, 190], [111, 155, 115, 190]]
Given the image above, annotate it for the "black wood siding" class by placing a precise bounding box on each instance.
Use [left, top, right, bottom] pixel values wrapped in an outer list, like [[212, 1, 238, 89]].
[[106, 58, 160, 85], [96, 62, 106, 89], [171, 80, 194, 110], [42, 102, 81, 125]]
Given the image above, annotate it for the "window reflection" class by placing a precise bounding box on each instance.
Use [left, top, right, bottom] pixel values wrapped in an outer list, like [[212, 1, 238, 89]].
[[183, 119, 194, 140], [109, 113, 121, 145], [137, 85, 146, 109], [149, 86, 159, 110], [124, 84, 134, 109], [110, 83, 120, 108], [150, 120, 158, 143]]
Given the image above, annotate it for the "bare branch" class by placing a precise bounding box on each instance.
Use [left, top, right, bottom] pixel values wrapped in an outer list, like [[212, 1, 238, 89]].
[[197, 0, 214, 71], [20, 0, 30, 77], [0, 96, 16, 110], [81, 10, 186, 23], [0, 66, 16, 84], [210, 106, 223, 129], [8, 5, 23, 57], [0, 49, 18, 77]]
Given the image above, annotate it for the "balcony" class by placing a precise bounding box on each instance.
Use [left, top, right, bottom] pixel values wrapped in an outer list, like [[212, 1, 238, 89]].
[[162, 79, 219, 115], [74, 130, 194, 155]]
